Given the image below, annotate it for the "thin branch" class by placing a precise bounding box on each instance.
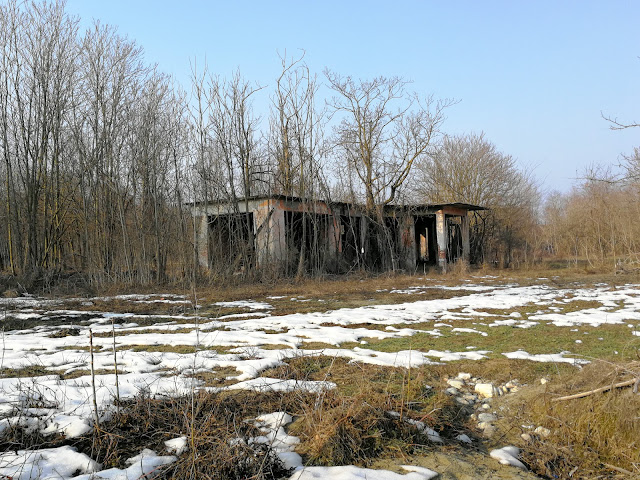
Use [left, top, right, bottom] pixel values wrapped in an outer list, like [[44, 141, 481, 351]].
[[601, 112, 640, 130]]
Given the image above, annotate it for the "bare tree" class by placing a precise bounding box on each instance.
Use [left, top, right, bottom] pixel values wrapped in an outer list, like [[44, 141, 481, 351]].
[[270, 53, 326, 196], [73, 21, 149, 281], [207, 71, 265, 201], [269, 53, 328, 276], [622, 147, 640, 183], [325, 71, 452, 211], [129, 72, 187, 283], [0, 0, 79, 273], [602, 112, 639, 131], [413, 133, 539, 266], [0, 1, 193, 286], [188, 69, 266, 278], [326, 71, 452, 269]]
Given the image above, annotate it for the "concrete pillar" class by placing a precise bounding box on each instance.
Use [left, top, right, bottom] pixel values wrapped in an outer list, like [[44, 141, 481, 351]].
[[196, 214, 209, 268], [254, 206, 271, 266], [435, 210, 448, 271], [269, 208, 286, 262], [461, 214, 470, 263]]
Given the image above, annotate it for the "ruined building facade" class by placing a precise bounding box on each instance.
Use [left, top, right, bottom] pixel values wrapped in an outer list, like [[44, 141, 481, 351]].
[[191, 196, 483, 275]]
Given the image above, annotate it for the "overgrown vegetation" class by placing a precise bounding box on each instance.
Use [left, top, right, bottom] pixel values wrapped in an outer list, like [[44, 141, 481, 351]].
[[0, 270, 639, 478], [0, 358, 472, 479], [494, 360, 640, 479]]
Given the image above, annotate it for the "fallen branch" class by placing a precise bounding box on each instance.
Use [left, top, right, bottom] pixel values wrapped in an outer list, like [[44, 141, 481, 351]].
[[551, 378, 639, 402]]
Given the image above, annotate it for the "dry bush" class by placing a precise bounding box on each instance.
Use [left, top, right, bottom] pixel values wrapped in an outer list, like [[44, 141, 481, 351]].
[[291, 389, 415, 466], [72, 390, 294, 480], [291, 385, 471, 467], [0, 379, 69, 454], [267, 355, 471, 466], [445, 259, 469, 278], [496, 361, 640, 479], [0, 414, 64, 454], [264, 354, 337, 381]]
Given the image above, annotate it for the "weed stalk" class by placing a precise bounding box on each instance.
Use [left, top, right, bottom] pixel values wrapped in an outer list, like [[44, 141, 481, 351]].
[[111, 319, 120, 411], [89, 328, 100, 428]]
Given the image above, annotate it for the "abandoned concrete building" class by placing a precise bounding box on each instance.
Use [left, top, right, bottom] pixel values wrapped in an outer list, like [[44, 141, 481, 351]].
[[191, 195, 483, 274]]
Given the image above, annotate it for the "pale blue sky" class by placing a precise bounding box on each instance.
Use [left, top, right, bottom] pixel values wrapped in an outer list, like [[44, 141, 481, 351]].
[[64, 0, 640, 194]]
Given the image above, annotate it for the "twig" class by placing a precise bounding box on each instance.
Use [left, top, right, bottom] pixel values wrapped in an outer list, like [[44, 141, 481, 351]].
[[603, 463, 635, 476], [551, 378, 638, 402]]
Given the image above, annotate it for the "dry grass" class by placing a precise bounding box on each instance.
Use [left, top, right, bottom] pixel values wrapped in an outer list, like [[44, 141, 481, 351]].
[[188, 366, 241, 387], [127, 344, 233, 354], [493, 360, 640, 479], [73, 390, 295, 480], [291, 389, 428, 466], [189, 272, 485, 317], [0, 313, 100, 331], [0, 354, 473, 478], [422, 358, 577, 386], [265, 354, 473, 466], [0, 365, 51, 378], [79, 375, 464, 478]]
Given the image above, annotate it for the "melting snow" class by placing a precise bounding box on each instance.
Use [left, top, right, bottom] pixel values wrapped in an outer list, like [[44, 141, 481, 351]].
[[490, 445, 527, 470], [0, 281, 638, 478]]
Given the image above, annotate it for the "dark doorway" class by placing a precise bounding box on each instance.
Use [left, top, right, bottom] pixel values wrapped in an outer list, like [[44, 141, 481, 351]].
[[208, 213, 254, 271], [447, 217, 462, 263], [414, 215, 437, 267], [284, 211, 331, 274], [340, 215, 362, 269]]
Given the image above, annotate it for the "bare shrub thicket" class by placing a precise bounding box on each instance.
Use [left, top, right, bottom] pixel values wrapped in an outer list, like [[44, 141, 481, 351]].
[[543, 107, 640, 271]]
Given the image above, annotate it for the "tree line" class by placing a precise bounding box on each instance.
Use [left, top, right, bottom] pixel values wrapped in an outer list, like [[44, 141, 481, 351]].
[[3, 0, 630, 288], [542, 149, 640, 271]]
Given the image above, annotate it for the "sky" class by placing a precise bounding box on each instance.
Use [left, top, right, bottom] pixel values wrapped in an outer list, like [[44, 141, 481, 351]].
[[63, 0, 640, 195]]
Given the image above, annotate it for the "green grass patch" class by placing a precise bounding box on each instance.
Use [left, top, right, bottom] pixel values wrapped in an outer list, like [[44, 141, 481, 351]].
[[0, 365, 51, 378], [351, 322, 639, 362]]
